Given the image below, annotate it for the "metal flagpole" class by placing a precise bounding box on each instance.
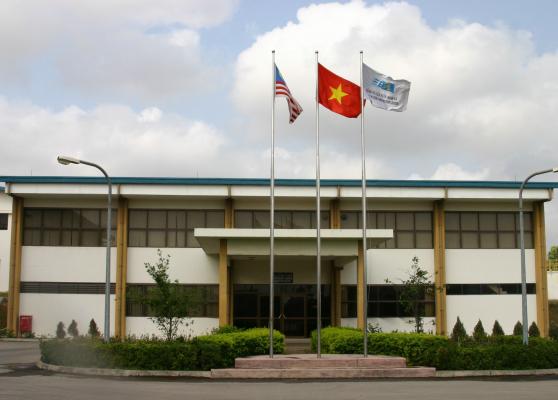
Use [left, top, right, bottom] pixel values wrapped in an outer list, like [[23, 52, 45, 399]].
[[269, 50, 276, 358], [360, 51, 368, 357], [315, 50, 322, 358]]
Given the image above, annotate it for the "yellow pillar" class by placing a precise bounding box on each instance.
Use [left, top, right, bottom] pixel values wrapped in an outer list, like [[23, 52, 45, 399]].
[[225, 198, 234, 229], [357, 241, 365, 330], [330, 264, 342, 327], [218, 239, 229, 326], [433, 200, 447, 336], [329, 198, 341, 229], [7, 197, 23, 335], [115, 198, 128, 339], [533, 201, 549, 337]]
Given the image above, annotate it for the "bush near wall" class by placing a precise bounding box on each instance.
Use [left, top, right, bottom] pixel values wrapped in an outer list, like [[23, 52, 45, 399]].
[[40, 328, 284, 371], [311, 327, 558, 370]]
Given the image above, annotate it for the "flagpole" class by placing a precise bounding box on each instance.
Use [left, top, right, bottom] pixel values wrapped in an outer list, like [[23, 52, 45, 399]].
[[315, 50, 322, 359], [269, 50, 276, 358], [360, 50, 368, 357]]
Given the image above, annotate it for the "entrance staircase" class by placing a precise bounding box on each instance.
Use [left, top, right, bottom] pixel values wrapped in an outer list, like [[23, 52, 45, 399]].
[[210, 354, 436, 379], [284, 338, 312, 354]]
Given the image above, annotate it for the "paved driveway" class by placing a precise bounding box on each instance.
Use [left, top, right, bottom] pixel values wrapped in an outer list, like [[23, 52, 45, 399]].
[[0, 340, 40, 366]]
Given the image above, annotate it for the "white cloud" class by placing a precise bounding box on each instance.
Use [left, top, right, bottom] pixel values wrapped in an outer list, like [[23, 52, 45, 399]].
[[0, 0, 238, 100]]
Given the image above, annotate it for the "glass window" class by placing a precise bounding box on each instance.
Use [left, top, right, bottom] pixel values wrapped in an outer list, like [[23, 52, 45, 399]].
[[275, 211, 292, 228], [416, 232, 433, 248], [445, 212, 459, 230], [167, 211, 186, 229], [81, 230, 100, 246], [129, 210, 147, 229], [461, 232, 479, 248], [498, 232, 516, 248], [415, 212, 432, 230], [253, 211, 270, 228], [81, 210, 99, 229], [396, 213, 413, 230], [340, 212, 358, 228], [479, 213, 497, 231], [445, 232, 460, 249], [128, 230, 146, 247], [206, 211, 224, 228], [460, 213, 478, 231], [42, 230, 60, 246], [0, 214, 7, 230], [235, 211, 252, 228], [24, 210, 42, 228], [187, 211, 205, 228], [497, 213, 515, 231], [148, 211, 167, 229], [396, 232, 414, 248], [480, 232, 497, 248], [292, 212, 311, 229]]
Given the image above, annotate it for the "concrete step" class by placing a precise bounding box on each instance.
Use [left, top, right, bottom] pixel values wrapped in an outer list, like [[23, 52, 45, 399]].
[[211, 367, 436, 379], [284, 339, 312, 354], [236, 354, 407, 369]]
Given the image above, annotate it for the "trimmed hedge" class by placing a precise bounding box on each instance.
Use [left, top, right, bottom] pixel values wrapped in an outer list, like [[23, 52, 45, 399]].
[[40, 328, 284, 371], [311, 327, 558, 370]]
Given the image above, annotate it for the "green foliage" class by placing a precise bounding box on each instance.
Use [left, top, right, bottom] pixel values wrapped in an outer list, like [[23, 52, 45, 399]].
[[492, 320, 505, 336], [549, 322, 558, 340], [528, 322, 540, 337], [311, 327, 558, 370], [211, 325, 244, 334], [88, 319, 100, 338], [56, 322, 66, 339], [137, 250, 195, 340], [450, 317, 468, 343], [0, 328, 16, 338], [40, 328, 284, 371], [513, 321, 523, 336], [548, 246, 558, 262], [68, 320, 79, 338], [386, 257, 433, 333], [472, 320, 487, 342], [367, 322, 382, 334]]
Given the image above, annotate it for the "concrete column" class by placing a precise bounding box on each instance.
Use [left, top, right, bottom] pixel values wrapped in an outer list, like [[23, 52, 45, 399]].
[[357, 241, 366, 330], [219, 239, 229, 326], [330, 263, 342, 327], [7, 197, 23, 335], [533, 201, 549, 337], [115, 198, 129, 339], [329, 198, 341, 229], [433, 200, 447, 336], [225, 198, 234, 229]]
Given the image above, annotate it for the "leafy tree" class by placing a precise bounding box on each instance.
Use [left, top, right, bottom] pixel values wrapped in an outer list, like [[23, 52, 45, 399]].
[[137, 250, 194, 340], [56, 322, 66, 339], [451, 317, 468, 343], [491, 320, 505, 336], [513, 321, 523, 336], [528, 322, 540, 337], [549, 246, 558, 270], [473, 320, 487, 342], [68, 320, 79, 338], [88, 319, 100, 338], [386, 256, 433, 333]]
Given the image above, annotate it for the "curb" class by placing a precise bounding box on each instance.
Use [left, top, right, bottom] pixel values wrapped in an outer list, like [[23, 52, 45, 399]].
[[36, 361, 211, 378], [0, 338, 40, 342], [436, 369, 558, 378], [37, 361, 558, 380]]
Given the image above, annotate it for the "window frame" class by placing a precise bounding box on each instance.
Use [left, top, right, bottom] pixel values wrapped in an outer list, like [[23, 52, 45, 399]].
[[233, 210, 330, 229]]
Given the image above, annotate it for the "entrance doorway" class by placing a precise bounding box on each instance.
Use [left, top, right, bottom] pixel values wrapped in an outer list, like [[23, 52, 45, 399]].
[[233, 284, 331, 337]]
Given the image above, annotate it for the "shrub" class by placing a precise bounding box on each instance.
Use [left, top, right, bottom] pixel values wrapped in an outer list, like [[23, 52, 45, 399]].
[[212, 325, 244, 334], [472, 320, 487, 342], [450, 317, 467, 343], [528, 322, 540, 337], [492, 320, 504, 336], [550, 322, 558, 340], [513, 321, 523, 336], [88, 319, 100, 338], [68, 320, 79, 338], [56, 322, 66, 339], [40, 327, 284, 371]]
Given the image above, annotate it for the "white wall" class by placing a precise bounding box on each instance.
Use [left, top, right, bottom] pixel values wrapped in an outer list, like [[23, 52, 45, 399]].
[[446, 249, 536, 284], [549, 272, 558, 300], [126, 317, 218, 338], [127, 248, 218, 284], [341, 317, 437, 333], [446, 294, 537, 335], [19, 293, 115, 338], [0, 193, 12, 292]]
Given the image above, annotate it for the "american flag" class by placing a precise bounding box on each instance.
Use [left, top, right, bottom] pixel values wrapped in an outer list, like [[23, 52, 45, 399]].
[[275, 65, 303, 123]]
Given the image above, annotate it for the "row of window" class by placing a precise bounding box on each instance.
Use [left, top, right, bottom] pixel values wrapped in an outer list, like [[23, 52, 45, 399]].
[[18, 208, 536, 250], [445, 283, 536, 295], [126, 284, 218, 318], [20, 281, 116, 294], [23, 209, 116, 247]]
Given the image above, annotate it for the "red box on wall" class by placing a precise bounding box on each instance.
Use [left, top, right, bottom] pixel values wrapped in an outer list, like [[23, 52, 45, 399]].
[[19, 315, 32, 334]]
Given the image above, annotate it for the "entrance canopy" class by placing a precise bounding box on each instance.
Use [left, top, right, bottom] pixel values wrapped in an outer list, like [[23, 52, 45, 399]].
[[195, 228, 393, 262]]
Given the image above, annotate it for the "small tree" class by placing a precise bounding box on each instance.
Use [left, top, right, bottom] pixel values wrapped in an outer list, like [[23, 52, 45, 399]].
[[386, 256, 433, 333], [450, 317, 467, 343], [528, 322, 540, 337], [473, 320, 487, 342], [492, 320, 505, 336], [137, 250, 194, 340], [88, 319, 100, 338], [513, 321, 523, 336], [67, 320, 79, 338], [56, 322, 66, 339]]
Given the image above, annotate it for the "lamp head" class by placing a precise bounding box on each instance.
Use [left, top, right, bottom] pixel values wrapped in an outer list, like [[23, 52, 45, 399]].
[[57, 155, 81, 165], [553, 167, 558, 173]]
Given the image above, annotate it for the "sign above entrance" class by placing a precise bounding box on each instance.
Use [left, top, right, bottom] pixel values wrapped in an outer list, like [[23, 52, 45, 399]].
[[274, 272, 293, 284]]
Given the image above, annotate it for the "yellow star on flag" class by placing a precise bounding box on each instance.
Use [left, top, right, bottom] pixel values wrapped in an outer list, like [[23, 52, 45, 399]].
[[328, 83, 348, 104]]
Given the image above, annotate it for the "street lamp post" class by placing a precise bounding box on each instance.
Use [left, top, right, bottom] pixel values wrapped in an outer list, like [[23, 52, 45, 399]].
[[518, 167, 558, 345], [57, 156, 112, 342]]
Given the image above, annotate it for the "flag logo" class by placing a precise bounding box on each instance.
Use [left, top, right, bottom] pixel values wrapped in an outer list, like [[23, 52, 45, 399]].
[[275, 65, 303, 123], [317, 63, 361, 118], [372, 78, 395, 93]]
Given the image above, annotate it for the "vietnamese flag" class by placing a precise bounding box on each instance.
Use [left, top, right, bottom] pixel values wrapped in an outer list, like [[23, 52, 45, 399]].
[[318, 63, 361, 118]]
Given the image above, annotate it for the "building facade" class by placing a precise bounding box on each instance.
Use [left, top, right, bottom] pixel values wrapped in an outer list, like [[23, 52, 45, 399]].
[[0, 177, 555, 338]]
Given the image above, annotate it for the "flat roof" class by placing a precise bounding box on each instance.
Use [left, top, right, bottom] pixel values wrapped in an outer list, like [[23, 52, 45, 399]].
[[1, 176, 558, 189]]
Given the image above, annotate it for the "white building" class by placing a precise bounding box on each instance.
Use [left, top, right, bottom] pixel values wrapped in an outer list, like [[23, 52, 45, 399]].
[[0, 177, 555, 338]]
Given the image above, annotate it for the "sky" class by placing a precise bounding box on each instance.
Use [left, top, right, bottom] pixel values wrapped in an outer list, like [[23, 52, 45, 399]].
[[1, 0, 558, 242]]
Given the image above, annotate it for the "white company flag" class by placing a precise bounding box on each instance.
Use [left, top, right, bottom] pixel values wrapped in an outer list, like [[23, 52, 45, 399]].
[[362, 63, 410, 112]]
